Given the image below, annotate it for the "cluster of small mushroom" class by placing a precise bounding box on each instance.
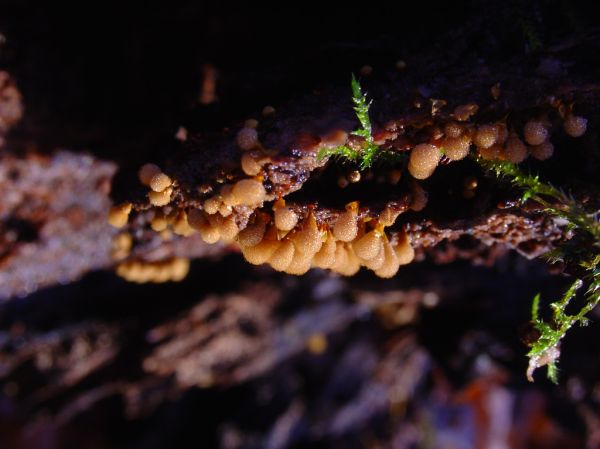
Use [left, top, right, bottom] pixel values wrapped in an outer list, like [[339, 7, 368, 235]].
[[405, 104, 588, 180], [116, 258, 190, 283], [235, 201, 414, 278]]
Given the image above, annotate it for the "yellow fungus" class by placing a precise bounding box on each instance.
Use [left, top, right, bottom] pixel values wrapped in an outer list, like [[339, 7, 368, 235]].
[[306, 333, 327, 354], [236, 127, 259, 150], [244, 119, 259, 129], [474, 125, 499, 149], [312, 233, 337, 269], [285, 250, 313, 275], [148, 187, 173, 206], [268, 239, 295, 271], [523, 121, 549, 145], [203, 196, 221, 215], [138, 163, 161, 186], [262, 105, 276, 116], [241, 152, 262, 176], [395, 232, 415, 265], [410, 181, 428, 212], [108, 202, 132, 228], [215, 214, 239, 241], [505, 135, 528, 163], [442, 134, 471, 161], [353, 230, 383, 261], [374, 240, 401, 278], [240, 228, 280, 265], [453, 104, 478, 121], [530, 141, 554, 161], [478, 143, 502, 161], [273, 200, 299, 231], [151, 212, 168, 232], [564, 114, 587, 137], [237, 214, 268, 247], [172, 211, 195, 237], [333, 202, 359, 242], [149, 173, 172, 193], [231, 179, 266, 206], [408, 143, 442, 179], [187, 209, 220, 243]]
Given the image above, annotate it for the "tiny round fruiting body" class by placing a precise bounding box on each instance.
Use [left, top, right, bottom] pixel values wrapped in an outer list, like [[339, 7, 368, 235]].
[[138, 163, 161, 186], [408, 144, 442, 179], [453, 104, 479, 121], [474, 125, 499, 149], [262, 105, 276, 116], [172, 211, 195, 237], [187, 209, 220, 243], [530, 141, 554, 161], [203, 196, 220, 215], [108, 202, 132, 228], [237, 214, 268, 247], [312, 234, 337, 269], [216, 214, 239, 241], [442, 134, 471, 161], [378, 206, 402, 227], [148, 187, 173, 206], [523, 121, 549, 145], [348, 170, 361, 183], [170, 258, 190, 281], [274, 204, 299, 231], [244, 119, 259, 129], [564, 114, 587, 137], [374, 240, 401, 278], [504, 135, 528, 163], [218, 204, 232, 217], [495, 123, 509, 145], [149, 173, 172, 193], [478, 143, 502, 161], [363, 242, 385, 270], [285, 250, 313, 275], [289, 213, 322, 256], [241, 152, 262, 176], [241, 230, 279, 265], [335, 244, 361, 276], [236, 127, 259, 150], [395, 233, 415, 265], [269, 239, 295, 272], [151, 213, 168, 232], [444, 122, 463, 138], [333, 202, 359, 242], [231, 179, 266, 206], [353, 230, 383, 261], [410, 181, 428, 212]]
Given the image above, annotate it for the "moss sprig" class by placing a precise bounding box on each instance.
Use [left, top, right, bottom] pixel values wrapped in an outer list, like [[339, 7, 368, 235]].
[[478, 157, 600, 382], [317, 75, 400, 170]]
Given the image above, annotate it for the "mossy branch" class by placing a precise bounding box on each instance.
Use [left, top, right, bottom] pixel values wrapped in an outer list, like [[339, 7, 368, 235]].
[[478, 157, 600, 383]]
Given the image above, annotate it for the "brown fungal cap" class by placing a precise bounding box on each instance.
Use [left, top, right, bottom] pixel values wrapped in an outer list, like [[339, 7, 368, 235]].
[[530, 141, 554, 161], [148, 187, 173, 206], [231, 179, 267, 206], [564, 114, 587, 137], [138, 163, 162, 186], [236, 127, 259, 150], [474, 125, 499, 149], [523, 121, 549, 146], [408, 144, 442, 180], [108, 202, 132, 228]]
